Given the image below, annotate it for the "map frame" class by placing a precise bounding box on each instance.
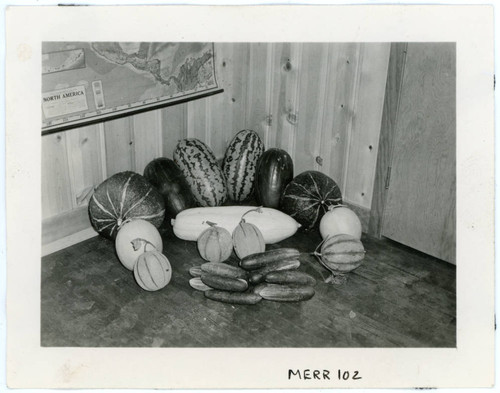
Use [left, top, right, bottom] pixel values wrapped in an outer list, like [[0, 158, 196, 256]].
[[41, 42, 223, 135]]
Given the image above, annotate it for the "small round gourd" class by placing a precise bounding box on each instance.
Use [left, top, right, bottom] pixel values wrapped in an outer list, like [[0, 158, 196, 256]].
[[319, 205, 362, 240], [314, 234, 365, 275], [133, 251, 172, 291], [232, 208, 265, 259], [197, 222, 233, 263], [115, 219, 163, 270]]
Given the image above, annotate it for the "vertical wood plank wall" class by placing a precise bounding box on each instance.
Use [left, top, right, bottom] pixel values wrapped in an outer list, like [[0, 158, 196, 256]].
[[42, 43, 390, 255]]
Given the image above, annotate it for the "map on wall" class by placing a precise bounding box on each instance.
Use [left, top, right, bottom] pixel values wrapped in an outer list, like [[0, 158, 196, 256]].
[[42, 42, 222, 134]]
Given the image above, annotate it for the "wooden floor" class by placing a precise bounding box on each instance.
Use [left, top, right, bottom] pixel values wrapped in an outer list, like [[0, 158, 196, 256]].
[[41, 221, 456, 348]]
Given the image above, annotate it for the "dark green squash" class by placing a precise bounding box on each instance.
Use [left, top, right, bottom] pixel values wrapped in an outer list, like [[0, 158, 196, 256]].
[[280, 170, 342, 230], [254, 148, 294, 208], [143, 157, 197, 218], [88, 171, 165, 239]]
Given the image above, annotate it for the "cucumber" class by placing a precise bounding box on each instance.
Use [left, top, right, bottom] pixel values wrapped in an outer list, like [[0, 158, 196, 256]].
[[200, 273, 248, 292], [248, 259, 300, 284], [200, 262, 247, 279], [254, 283, 315, 302], [189, 277, 213, 291], [189, 266, 203, 277], [264, 271, 316, 286], [239, 248, 300, 270], [204, 290, 262, 305]]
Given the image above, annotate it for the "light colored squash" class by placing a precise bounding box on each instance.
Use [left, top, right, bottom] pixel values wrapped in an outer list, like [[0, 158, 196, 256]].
[[134, 251, 172, 291], [115, 219, 163, 270], [171, 206, 300, 244], [197, 223, 233, 263], [232, 218, 265, 259], [319, 205, 362, 240]]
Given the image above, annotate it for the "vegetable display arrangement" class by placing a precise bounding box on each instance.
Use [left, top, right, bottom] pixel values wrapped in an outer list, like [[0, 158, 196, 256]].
[[86, 128, 368, 296]]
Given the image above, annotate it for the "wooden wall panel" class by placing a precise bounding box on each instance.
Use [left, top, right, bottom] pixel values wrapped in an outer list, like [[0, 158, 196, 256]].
[[161, 105, 186, 159], [321, 43, 360, 188], [268, 43, 292, 151], [229, 43, 250, 138], [278, 43, 302, 162], [103, 116, 134, 176], [294, 43, 329, 175], [344, 43, 391, 208], [209, 43, 237, 159], [245, 42, 271, 146], [65, 124, 104, 207], [42, 133, 73, 219], [132, 110, 162, 174], [187, 99, 207, 141]]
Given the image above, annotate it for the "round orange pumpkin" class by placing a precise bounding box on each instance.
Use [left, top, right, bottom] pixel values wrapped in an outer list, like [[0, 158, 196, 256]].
[[115, 219, 163, 270], [133, 251, 172, 291], [319, 205, 362, 240], [197, 222, 233, 263]]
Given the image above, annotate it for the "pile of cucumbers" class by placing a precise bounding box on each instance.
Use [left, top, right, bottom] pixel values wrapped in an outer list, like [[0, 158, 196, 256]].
[[189, 248, 316, 305]]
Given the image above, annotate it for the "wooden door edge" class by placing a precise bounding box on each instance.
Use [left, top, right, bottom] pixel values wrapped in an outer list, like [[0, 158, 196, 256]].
[[368, 42, 408, 238]]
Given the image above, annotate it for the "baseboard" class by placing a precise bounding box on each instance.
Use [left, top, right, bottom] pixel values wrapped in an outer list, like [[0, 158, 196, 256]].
[[343, 200, 371, 234], [42, 227, 98, 257], [42, 205, 97, 256]]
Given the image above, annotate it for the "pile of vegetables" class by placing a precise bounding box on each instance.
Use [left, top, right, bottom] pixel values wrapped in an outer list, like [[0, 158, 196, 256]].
[[88, 127, 368, 296], [189, 247, 316, 305], [88, 172, 173, 292]]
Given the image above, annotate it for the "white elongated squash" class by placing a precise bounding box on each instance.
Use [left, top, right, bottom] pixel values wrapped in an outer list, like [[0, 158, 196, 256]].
[[171, 206, 301, 244]]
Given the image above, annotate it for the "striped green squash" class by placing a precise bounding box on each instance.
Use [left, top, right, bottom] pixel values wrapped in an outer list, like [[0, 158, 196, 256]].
[[222, 130, 265, 202], [314, 234, 365, 274], [88, 171, 165, 239], [173, 138, 227, 207]]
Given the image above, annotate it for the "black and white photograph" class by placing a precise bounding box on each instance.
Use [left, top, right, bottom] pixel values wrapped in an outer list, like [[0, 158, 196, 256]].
[[4, 4, 495, 390], [40, 40, 457, 348]]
